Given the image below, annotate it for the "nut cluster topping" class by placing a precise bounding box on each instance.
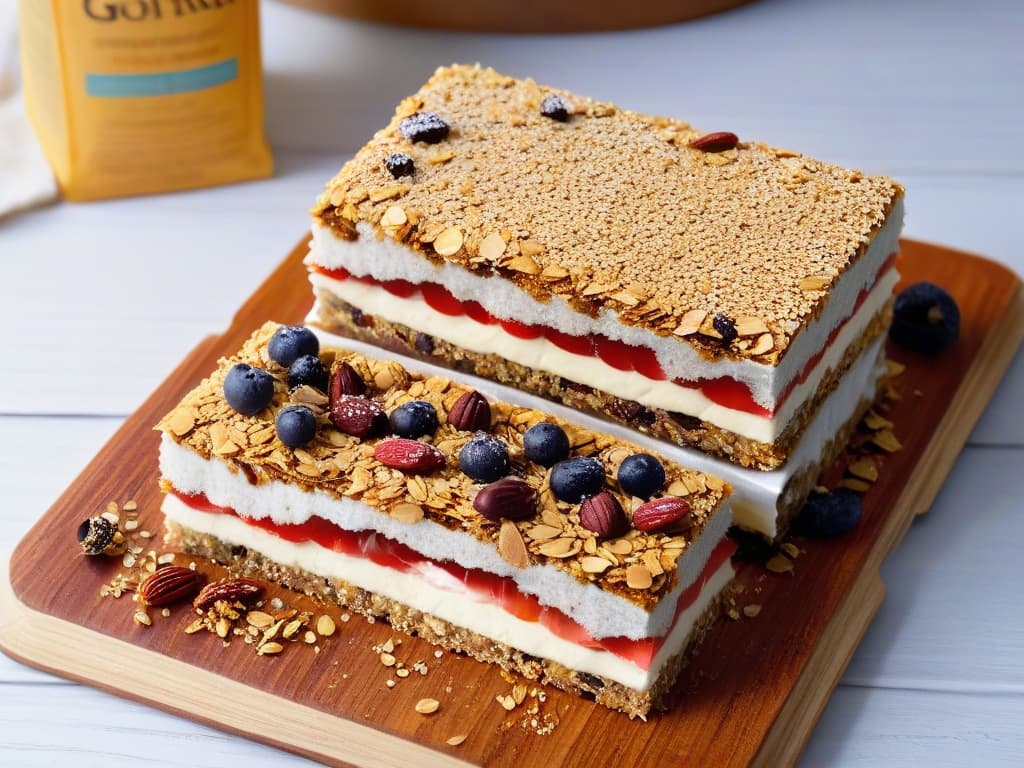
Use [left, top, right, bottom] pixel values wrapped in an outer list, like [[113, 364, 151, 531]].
[[193, 578, 264, 611]]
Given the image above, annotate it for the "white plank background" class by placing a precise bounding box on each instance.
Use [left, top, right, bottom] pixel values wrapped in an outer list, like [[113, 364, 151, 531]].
[[1, 0, 1022, 765]]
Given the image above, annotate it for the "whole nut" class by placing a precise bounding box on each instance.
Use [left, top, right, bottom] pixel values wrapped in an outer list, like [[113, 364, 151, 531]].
[[632, 496, 692, 532], [330, 394, 388, 438], [374, 438, 446, 474], [579, 492, 629, 538], [193, 578, 264, 611], [139, 566, 202, 607], [688, 131, 739, 153], [447, 390, 491, 431], [472, 478, 538, 522], [330, 360, 366, 398]]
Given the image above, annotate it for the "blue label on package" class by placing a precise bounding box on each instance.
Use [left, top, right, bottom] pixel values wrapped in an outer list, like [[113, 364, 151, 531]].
[[86, 58, 238, 98]]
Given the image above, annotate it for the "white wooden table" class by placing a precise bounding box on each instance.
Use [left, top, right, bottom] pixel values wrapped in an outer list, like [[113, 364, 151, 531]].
[[2, 1, 1022, 765]]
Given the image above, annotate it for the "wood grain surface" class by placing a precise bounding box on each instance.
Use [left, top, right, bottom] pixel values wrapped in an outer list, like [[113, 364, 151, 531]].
[[1, 238, 1021, 768]]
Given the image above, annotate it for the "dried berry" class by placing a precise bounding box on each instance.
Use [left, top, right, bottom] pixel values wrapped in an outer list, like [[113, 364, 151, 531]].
[[713, 314, 737, 345], [76, 516, 126, 556], [632, 497, 691, 532], [399, 111, 450, 144], [414, 333, 435, 355], [798, 488, 862, 537], [550, 457, 605, 503], [447, 390, 491, 431], [540, 94, 569, 122], [617, 454, 666, 499], [688, 131, 739, 152], [579, 492, 629, 538], [330, 395, 388, 438], [287, 354, 328, 392], [473, 478, 538, 522], [193, 578, 264, 611], [375, 438, 447, 474], [329, 360, 366, 399], [459, 435, 511, 483], [223, 363, 274, 415], [139, 566, 202, 606], [384, 152, 415, 178], [890, 281, 960, 356], [276, 405, 317, 447]]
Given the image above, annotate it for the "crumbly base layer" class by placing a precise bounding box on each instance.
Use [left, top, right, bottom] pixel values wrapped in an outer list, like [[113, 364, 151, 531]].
[[164, 520, 728, 719], [311, 287, 892, 471]]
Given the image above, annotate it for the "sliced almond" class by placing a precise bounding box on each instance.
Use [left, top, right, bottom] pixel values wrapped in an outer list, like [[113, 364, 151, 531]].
[[368, 184, 409, 203], [507, 254, 541, 275], [446, 735, 468, 746], [519, 239, 545, 258], [735, 316, 769, 336], [863, 410, 894, 431], [610, 290, 640, 307], [498, 521, 529, 568], [478, 231, 506, 262], [540, 264, 570, 280], [848, 458, 879, 482], [246, 611, 274, 629], [259, 642, 284, 656], [750, 333, 775, 356], [605, 539, 633, 556], [871, 429, 903, 453], [434, 226, 464, 256], [526, 524, 562, 541], [625, 564, 653, 590], [415, 698, 440, 715], [672, 309, 707, 337], [886, 360, 906, 377], [799, 276, 830, 291], [841, 478, 873, 492], [766, 554, 794, 574], [390, 502, 425, 525], [380, 204, 407, 228], [580, 556, 612, 574], [538, 538, 581, 558]]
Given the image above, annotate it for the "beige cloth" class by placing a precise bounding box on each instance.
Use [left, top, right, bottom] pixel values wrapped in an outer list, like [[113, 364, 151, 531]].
[[0, 0, 57, 219]]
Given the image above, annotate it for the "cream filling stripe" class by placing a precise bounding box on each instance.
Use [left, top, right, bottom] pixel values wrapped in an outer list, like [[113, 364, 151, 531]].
[[308, 268, 899, 444], [162, 494, 734, 692], [159, 435, 733, 641], [308, 196, 903, 406]]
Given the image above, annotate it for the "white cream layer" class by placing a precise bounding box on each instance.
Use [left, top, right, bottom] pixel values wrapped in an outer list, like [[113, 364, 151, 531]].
[[307, 325, 889, 540], [307, 196, 903, 409], [308, 267, 898, 444], [159, 435, 732, 641], [162, 494, 734, 692]]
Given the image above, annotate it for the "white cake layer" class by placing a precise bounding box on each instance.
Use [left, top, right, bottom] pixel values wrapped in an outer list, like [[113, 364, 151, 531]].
[[306, 325, 889, 540], [307, 196, 903, 410], [162, 494, 735, 692], [308, 266, 898, 444], [159, 435, 733, 641]]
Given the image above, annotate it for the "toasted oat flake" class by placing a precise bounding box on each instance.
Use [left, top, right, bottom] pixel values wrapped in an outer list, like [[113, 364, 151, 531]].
[[446, 734, 468, 746]]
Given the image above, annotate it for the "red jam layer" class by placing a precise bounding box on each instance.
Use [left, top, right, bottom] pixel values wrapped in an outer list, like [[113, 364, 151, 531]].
[[312, 255, 897, 418], [171, 489, 735, 670]]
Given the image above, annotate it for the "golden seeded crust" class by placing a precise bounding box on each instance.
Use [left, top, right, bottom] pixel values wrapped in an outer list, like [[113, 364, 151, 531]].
[[156, 323, 731, 611], [313, 64, 903, 364]]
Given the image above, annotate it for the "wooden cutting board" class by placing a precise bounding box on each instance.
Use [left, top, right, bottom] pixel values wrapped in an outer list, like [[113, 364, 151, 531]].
[[1, 239, 1021, 768]]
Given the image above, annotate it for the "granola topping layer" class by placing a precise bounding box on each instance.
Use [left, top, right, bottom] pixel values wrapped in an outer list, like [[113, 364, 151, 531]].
[[156, 323, 731, 611], [312, 64, 903, 363]]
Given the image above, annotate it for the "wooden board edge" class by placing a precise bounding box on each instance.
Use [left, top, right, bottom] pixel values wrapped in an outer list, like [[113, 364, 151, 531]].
[[905, 287, 1024, 519], [753, 570, 886, 767], [0, 558, 477, 768]]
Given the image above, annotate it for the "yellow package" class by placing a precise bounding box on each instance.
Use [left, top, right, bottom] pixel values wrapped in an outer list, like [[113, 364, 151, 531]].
[[18, 0, 272, 201]]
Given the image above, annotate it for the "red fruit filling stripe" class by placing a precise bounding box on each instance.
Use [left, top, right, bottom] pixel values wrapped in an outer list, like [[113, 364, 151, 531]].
[[170, 489, 735, 670], [312, 255, 896, 419]]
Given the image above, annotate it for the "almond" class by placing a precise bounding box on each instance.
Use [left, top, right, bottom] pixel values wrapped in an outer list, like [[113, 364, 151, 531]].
[[330, 395, 388, 438], [579, 492, 629, 538], [688, 131, 739, 153], [632, 497, 692, 533], [374, 438, 446, 474], [193, 578, 264, 611], [472, 478, 538, 522], [330, 361, 366, 398], [138, 566, 202, 607], [447, 390, 491, 431]]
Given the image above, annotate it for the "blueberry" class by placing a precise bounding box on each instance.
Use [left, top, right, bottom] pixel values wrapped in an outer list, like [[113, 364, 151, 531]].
[[617, 454, 666, 499], [713, 313, 737, 345], [798, 488, 862, 538], [223, 363, 274, 415], [399, 112, 450, 144], [287, 354, 328, 392], [523, 422, 570, 467], [550, 456, 605, 503], [275, 405, 317, 448], [384, 153, 415, 178], [890, 281, 960, 356], [540, 94, 570, 122], [268, 325, 319, 367], [459, 435, 511, 483], [390, 401, 439, 439]]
